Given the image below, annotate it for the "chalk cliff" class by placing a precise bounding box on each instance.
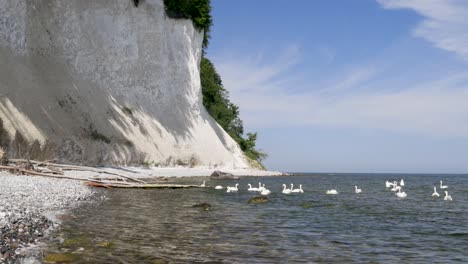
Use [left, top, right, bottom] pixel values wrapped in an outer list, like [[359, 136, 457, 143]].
[[0, 0, 250, 168]]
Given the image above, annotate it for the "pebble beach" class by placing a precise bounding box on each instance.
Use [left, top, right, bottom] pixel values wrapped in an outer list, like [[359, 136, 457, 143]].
[[0, 172, 99, 263], [0, 166, 280, 263]]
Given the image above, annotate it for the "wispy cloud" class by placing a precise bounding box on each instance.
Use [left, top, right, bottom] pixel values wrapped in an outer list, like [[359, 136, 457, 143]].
[[377, 0, 468, 60], [212, 48, 468, 137]]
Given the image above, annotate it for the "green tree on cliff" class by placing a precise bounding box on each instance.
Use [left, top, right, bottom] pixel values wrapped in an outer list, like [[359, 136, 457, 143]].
[[163, 0, 212, 48]]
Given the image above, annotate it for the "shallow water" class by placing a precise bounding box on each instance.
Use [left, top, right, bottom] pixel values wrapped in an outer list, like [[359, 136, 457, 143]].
[[44, 174, 468, 263]]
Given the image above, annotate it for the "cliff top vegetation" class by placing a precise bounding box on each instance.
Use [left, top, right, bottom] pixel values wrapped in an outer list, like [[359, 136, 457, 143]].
[[163, 0, 212, 48]]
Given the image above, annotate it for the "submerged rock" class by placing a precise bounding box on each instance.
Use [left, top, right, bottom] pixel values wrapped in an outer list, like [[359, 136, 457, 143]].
[[43, 253, 78, 263], [248, 196, 269, 204], [210, 170, 239, 180], [192, 203, 212, 211], [96, 241, 113, 248]]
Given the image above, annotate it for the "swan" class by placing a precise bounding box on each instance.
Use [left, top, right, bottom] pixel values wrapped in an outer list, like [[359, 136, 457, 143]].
[[326, 189, 338, 195], [247, 184, 259, 192], [395, 188, 407, 198], [260, 188, 271, 195], [200, 181, 206, 187], [226, 183, 239, 193], [292, 184, 303, 193], [444, 191, 452, 201], [440, 181, 448, 189], [385, 180, 392, 188], [400, 179, 405, 186], [282, 184, 292, 194], [258, 182, 265, 192], [432, 186, 440, 197], [391, 185, 401, 192], [354, 186, 362, 194], [214, 185, 223, 190]]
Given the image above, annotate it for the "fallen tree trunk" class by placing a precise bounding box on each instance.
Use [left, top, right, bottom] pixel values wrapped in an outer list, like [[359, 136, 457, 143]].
[[0, 165, 91, 181], [85, 181, 201, 189], [8, 159, 145, 183]]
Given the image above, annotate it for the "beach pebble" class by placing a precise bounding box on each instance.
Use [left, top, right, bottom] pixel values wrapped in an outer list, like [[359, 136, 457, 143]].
[[0, 171, 98, 263]]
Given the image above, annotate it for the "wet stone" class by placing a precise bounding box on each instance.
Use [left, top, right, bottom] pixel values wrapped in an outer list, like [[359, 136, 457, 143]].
[[248, 196, 269, 204]]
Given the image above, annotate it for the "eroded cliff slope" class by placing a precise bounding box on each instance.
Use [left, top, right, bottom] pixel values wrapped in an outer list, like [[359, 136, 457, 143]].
[[0, 0, 250, 168]]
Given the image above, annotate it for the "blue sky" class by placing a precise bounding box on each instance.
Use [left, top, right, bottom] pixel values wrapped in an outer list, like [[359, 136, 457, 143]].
[[206, 0, 468, 173]]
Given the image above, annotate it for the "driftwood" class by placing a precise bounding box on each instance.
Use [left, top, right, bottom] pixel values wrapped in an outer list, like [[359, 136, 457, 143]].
[[85, 181, 201, 189], [1, 159, 204, 190], [0, 165, 90, 180], [8, 159, 145, 184]]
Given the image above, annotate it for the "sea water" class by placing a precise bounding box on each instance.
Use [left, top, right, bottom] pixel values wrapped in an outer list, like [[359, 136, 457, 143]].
[[43, 174, 468, 263]]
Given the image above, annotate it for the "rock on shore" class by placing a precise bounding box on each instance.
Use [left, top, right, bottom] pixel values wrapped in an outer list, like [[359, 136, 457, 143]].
[[0, 172, 98, 263]]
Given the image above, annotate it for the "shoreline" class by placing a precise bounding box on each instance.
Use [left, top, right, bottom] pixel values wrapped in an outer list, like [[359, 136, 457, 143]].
[[0, 166, 283, 263], [63, 166, 285, 180], [0, 172, 102, 264]]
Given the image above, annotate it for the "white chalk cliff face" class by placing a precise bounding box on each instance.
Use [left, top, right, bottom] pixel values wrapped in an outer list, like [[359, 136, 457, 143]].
[[0, 0, 250, 168]]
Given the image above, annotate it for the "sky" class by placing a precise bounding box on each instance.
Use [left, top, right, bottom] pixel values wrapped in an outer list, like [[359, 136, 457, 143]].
[[206, 0, 468, 173]]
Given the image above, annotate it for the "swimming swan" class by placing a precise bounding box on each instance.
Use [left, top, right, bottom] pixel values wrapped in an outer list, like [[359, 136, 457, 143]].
[[400, 179, 405, 186], [260, 188, 271, 195], [444, 191, 452, 201], [214, 185, 223, 190], [292, 184, 303, 193], [440, 181, 448, 189], [326, 189, 338, 195], [200, 181, 206, 187], [282, 184, 292, 194], [432, 186, 440, 197], [247, 184, 259, 192], [395, 188, 407, 198], [226, 183, 239, 193], [355, 186, 362, 194], [258, 182, 265, 192], [385, 180, 393, 188], [391, 185, 400, 192]]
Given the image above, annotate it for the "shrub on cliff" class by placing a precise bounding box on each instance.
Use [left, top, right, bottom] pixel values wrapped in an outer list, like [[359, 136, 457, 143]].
[[163, 0, 212, 48]]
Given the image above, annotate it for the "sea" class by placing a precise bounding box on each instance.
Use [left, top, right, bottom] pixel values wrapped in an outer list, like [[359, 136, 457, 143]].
[[43, 173, 468, 263]]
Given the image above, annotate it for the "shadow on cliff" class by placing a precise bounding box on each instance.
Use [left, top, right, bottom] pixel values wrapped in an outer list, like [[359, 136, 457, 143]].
[[0, 47, 234, 166], [0, 0, 240, 167]]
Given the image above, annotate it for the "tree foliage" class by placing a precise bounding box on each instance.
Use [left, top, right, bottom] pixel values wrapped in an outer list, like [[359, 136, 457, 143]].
[[163, 0, 212, 48], [200, 57, 267, 164]]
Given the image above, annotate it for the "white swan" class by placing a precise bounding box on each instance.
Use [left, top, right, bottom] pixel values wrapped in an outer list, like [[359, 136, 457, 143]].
[[385, 180, 393, 188], [326, 189, 338, 195], [444, 191, 452, 201], [258, 182, 265, 192], [214, 185, 223, 190], [282, 184, 292, 194], [226, 183, 239, 193], [247, 184, 259, 192], [200, 181, 206, 187], [400, 179, 405, 186], [395, 188, 407, 198], [432, 186, 440, 197], [355, 186, 362, 194], [292, 184, 303, 193], [260, 188, 271, 195], [440, 181, 448, 189], [391, 184, 401, 192]]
